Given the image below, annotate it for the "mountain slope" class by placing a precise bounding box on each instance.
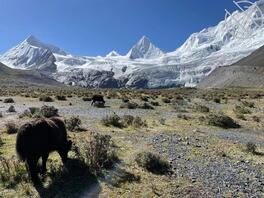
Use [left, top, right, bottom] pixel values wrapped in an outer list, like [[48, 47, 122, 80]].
[[0, 62, 62, 87], [233, 45, 264, 67], [198, 44, 264, 88]]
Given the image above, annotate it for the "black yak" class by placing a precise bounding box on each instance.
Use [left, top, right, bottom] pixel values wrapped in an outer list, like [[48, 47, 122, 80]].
[[91, 95, 105, 106], [16, 117, 72, 182]]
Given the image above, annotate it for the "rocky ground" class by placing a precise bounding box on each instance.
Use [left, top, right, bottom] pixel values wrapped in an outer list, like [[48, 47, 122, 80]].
[[0, 88, 264, 197]]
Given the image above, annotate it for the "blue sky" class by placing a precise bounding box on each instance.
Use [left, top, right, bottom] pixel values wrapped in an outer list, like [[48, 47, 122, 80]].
[[0, 0, 258, 56]]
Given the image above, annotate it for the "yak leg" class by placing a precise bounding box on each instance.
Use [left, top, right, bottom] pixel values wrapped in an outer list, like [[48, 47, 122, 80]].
[[58, 149, 68, 165], [27, 157, 39, 183], [41, 153, 49, 174]]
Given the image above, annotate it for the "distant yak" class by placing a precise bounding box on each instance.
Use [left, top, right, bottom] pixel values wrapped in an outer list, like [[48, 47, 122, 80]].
[[91, 95, 105, 106], [16, 117, 72, 182]]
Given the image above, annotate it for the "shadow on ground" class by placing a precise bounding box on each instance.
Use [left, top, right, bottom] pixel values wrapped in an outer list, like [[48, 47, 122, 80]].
[[34, 158, 100, 198]]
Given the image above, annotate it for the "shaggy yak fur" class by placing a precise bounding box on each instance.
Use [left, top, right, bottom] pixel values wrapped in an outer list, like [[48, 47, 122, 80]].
[[16, 117, 72, 182], [91, 95, 105, 106]]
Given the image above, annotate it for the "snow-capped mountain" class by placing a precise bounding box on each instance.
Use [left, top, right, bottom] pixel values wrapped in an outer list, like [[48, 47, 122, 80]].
[[2, 0, 264, 88], [0, 35, 62, 73], [127, 36, 164, 59]]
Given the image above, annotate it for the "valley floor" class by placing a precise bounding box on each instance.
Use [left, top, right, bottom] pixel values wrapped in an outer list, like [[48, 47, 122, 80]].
[[0, 87, 263, 197]]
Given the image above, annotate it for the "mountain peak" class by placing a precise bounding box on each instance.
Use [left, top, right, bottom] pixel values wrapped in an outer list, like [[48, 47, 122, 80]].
[[127, 36, 164, 59], [139, 35, 150, 42], [23, 35, 67, 56], [24, 35, 43, 46], [106, 50, 120, 57]]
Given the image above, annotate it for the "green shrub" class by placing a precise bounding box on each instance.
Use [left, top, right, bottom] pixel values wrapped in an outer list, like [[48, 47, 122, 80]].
[[73, 133, 118, 175], [0, 156, 29, 188], [140, 96, 149, 102], [101, 114, 123, 128], [177, 114, 189, 120], [159, 118, 166, 125], [39, 95, 53, 102], [252, 116, 260, 122], [234, 105, 251, 115], [235, 113, 246, 120], [139, 103, 154, 110], [66, 116, 82, 131], [56, 95, 67, 101], [246, 142, 257, 154], [5, 122, 18, 134], [195, 105, 210, 113], [39, 105, 58, 118], [162, 98, 171, 104], [122, 98, 130, 103], [19, 107, 41, 118], [132, 116, 147, 128], [206, 113, 240, 129], [121, 115, 147, 128], [242, 101, 255, 108], [121, 115, 135, 126], [213, 98, 221, 103], [120, 102, 138, 109], [150, 101, 160, 106], [135, 152, 171, 175]]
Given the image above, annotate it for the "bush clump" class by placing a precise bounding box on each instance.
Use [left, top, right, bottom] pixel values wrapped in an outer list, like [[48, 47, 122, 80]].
[[206, 113, 240, 129], [39, 95, 54, 102], [65, 116, 82, 132], [122, 98, 130, 103], [150, 101, 160, 106], [139, 103, 154, 110], [101, 114, 123, 128], [213, 98, 221, 103], [135, 151, 171, 175], [162, 98, 171, 104], [122, 115, 147, 128], [102, 114, 147, 128], [56, 95, 67, 101], [140, 96, 149, 102], [120, 102, 138, 109], [242, 101, 255, 108], [177, 113, 190, 120], [0, 157, 29, 188], [234, 105, 251, 115], [195, 105, 210, 113], [19, 107, 41, 118], [252, 116, 260, 122], [246, 142, 257, 154], [39, 105, 59, 118], [73, 133, 118, 175], [5, 122, 18, 134], [3, 98, 14, 103]]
